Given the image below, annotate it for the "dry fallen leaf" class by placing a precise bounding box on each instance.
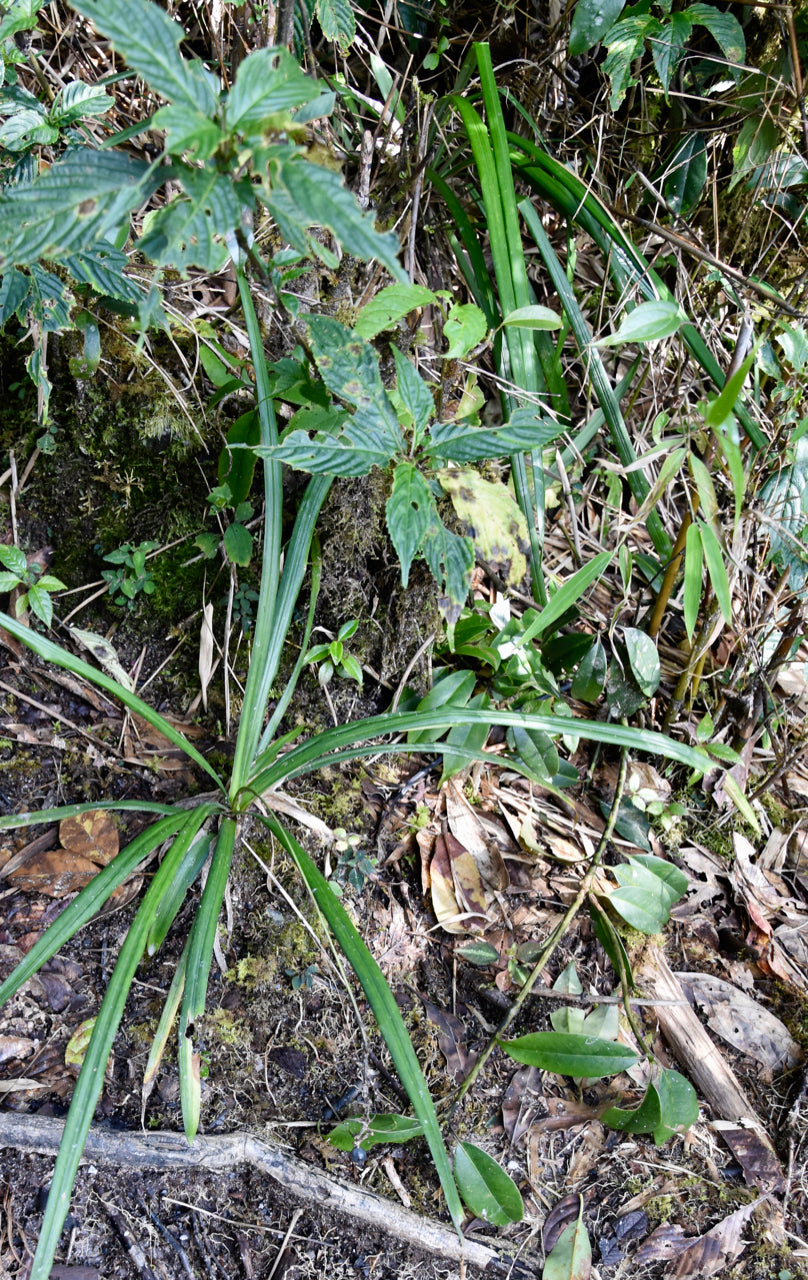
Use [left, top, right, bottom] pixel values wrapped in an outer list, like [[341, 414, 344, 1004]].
[[59, 811, 119, 866], [681, 972, 802, 1071], [6, 848, 101, 897], [670, 1198, 764, 1279], [712, 1120, 786, 1195]]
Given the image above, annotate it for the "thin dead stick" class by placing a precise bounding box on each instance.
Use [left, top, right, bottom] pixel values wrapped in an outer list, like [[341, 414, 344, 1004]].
[[0, 1114, 528, 1277]]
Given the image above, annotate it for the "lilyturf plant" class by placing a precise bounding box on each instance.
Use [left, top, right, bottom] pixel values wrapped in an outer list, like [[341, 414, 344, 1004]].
[[0, 3, 732, 1274]]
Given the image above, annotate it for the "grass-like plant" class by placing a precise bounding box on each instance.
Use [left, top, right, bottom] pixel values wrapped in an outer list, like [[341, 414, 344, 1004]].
[[0, 9, 732, 1276]]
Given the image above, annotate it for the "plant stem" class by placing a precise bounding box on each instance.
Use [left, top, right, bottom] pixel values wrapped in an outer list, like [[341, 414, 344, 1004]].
[[447, 745, 631, 1113]]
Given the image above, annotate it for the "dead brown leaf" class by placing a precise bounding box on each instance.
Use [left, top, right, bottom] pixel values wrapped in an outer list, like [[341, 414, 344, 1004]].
[[669, 1197, 764, 1279], [6, 848, 100, 897], [681, 972, 802, 1071], [712, 1120, 786, 1195], [59, 810, 119, 866]]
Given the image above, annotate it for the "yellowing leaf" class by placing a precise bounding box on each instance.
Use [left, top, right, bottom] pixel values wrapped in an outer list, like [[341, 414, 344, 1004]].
[[438, 469, 528, 588]]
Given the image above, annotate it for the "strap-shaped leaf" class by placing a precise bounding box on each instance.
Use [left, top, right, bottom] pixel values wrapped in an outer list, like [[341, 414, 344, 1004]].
[[69, 0, 218, 115]]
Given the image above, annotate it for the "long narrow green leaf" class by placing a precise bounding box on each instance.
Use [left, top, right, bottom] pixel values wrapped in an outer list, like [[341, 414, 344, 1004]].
[[0, 811, 195, 1008], [517, 201, 671, 562], [698, 519, 733, 624], [258, 812, 465, 1233], [229, 276, 285, 795], [178, 816, 237, 1139], [27, 809, 210, 1280], [0, 798, 194, 831], [251, 706, 718, 792], [683, 522, 703, 641], [0, 611, 224, 789], [507, 135, 766, 452], [516, 551, 613, 643]]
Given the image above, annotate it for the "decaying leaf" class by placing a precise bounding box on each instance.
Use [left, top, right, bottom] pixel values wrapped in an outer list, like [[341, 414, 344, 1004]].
[[422, 999, 478, 1081], [712, 1120, 786, 1194], [439, 468, 529, 588], [6, 848, 101, 897], [681, 972, 802, 1071], [668, 1197, 763, 1279], [199, 600, 215, 711], [59, 811, 119, 866]]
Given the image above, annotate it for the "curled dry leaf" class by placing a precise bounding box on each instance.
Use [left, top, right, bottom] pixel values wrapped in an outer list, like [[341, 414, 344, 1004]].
[[199, 601, 215, 712], [422, 1000, 478, 1081], [669, 1197, 764, 1279]]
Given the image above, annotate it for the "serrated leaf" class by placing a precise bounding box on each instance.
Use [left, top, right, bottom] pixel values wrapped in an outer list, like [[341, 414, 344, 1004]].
[[139, 166, 243, 272], [603, 15, 660, 108], [454, 1142, 523, 1225], [316, 0, 356, 49], [27, 584, 53, 627], [226, 46, 319, 132], [623, 627, 660, 696], [499, 1031, 637, 1077], [0, 545, 27, 576], [50, 80, 113, 127], [651, 11, 692, 97], [70, 0, 218, 115], [422, 520, 475, 628], [687, 2, 745, 70], [384, 463, 433, 587], [425, 414, 565, 464], [597, 300, 685, 347], [569, 0, 626, 55], [354, 283, 436, 340], [392, 347, 434, 437]]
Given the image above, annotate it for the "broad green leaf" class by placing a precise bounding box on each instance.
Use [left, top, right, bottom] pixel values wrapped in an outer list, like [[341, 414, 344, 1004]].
[[50, 80, 113, 126], [758, 436, 808, 590], [602, 1068, 698, 1144], [731, 116, 778, 190], [440, 693, 490, 783], [354, 283, 436, 340], [454, 1142, 523, 1225], [550, 1006, 586, 1034], [697, 519, 732, 625], [597, 300, 685, 347], [683, 522, 703, 642], [26, 584, 53, 627], [611, 859, 681, 912], [687, 2, 745, 72], [553, 961, 582, 995], [62, 242, 144, 303], [542, 1199, 591, 1280], [152, 104, 224, 158], [226, 47, 319, 131], [499, 1032, 637, 1077], [651, 11, 692, 97], [408, 668, 478, 745], [663, 133, 707, 215], [569, 0, 625, 55], [439, 469, 528, 589], [329, 1114, 424, 1152], [605, 856, 685, 932], [69, 310, 101, 378], [0, 544, 27, 576], [623, 627, 660, 696], [0, 268, 31, 323], [69, 0, 219, 115], [139, 166, 243, 272], [502, 304, 562, 330], [443, 302, 488, 360], [506, 724, 558, 783], [392, 346, 434, 437], [218, 410, 260, 506], [632, 853, 688, 902], [0, 108, 58, 149], [0, 0, 46, 41], [582, 1003, 619, 1040], [571, 638, 607, 701], [223, 522, 253, 567], [317, 0, 356, 49], [261, 814, 464, 1230]]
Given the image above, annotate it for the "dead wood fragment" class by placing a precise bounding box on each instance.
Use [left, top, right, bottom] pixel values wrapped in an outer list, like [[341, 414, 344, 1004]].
[[0, 1113, 526, 1276]]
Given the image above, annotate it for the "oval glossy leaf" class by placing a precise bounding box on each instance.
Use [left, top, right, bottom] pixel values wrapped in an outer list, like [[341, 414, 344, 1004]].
[[502, 304, 563, 331], [631, 853, 688, 901], [606, 883, 668, 933], [223, 521, 253, 567], [603, 1068, 698, 1144], [569, 0, 626, 55], [664, 133, 707, 215], [597, 300, 685, 347], [623, 627, 660, 696], [543, 1210, 592, 1280], [457, 940, 500, 967], [499, 1032, 637, 1078], [454, 1142, 523, 1225], [571, 638, 607, 701]]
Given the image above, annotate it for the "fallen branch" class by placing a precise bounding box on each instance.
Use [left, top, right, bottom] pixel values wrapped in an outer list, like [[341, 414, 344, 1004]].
[[0, 1113, 527, 1276]]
